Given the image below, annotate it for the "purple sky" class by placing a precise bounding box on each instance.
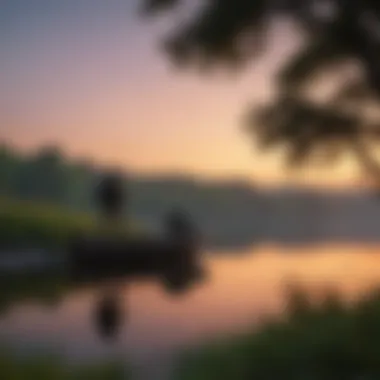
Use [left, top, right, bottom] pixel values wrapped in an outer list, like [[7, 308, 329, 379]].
[[0, 0, 361, 187]]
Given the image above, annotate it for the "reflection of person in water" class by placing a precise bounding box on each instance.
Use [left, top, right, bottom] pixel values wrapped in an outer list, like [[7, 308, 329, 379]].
[[162, 259, 206, 294], [162, 269, 191, 294], [94, 291, 124, 341]]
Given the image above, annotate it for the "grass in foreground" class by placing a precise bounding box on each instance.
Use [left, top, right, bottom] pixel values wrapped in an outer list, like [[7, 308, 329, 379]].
[[0, 349, 128, 380], [176, 285, 380, 380], [0, 197, 140, 249]]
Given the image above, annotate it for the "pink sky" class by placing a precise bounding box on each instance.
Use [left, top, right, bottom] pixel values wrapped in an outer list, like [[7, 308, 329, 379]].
[[0, 1, 364, 188]]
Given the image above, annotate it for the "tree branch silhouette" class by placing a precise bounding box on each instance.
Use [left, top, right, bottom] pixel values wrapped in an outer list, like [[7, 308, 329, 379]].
[[141, 0, 380, 181]]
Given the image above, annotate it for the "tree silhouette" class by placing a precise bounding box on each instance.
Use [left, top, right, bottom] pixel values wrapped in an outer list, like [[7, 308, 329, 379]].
[[141, 0, 380, 181]]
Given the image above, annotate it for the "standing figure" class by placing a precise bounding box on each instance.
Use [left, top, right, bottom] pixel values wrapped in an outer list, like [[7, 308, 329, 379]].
[[95, 173, 127, 222]]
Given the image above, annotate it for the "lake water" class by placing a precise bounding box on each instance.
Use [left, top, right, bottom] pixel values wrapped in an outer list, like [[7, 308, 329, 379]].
[[2, 244, 380, 379]]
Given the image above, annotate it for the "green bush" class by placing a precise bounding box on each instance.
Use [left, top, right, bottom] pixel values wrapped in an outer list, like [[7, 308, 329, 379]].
[[176, 285, 380, 380]]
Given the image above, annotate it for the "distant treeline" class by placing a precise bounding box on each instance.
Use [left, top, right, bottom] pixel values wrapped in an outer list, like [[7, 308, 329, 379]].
[[2, 143, 380, 248], [2, 143, 373, 228], [0, 144, 262, 217], [0, 144, 119, 213]]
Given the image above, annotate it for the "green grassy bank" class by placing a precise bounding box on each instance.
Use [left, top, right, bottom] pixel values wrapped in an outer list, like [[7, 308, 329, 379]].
[[176, 285, 380, 380], [0, 197, 139, 249]]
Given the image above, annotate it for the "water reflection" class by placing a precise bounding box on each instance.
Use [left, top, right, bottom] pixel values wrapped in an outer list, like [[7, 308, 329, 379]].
[[94, 286, 124, 341], [90, 262, 207, 341], [3, 246, 380, 375]]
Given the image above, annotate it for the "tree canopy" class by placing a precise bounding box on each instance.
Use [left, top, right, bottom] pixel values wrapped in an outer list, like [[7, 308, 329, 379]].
[[141, 0, 380, 180]]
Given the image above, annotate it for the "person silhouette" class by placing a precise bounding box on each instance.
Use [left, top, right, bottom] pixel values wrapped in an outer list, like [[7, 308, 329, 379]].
[[95, 173, 126, 222], [165, 208, 198, 245]]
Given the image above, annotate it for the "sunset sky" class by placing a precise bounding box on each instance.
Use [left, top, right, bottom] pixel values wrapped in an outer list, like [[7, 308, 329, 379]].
[[0, 0, 364, 188]]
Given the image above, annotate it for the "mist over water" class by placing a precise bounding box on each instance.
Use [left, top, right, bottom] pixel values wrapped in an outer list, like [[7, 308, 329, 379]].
[[135, 190, 380, 250]]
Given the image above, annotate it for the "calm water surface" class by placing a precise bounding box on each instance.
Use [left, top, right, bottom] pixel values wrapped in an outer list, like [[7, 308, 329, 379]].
[[2, 244, 380, 379]]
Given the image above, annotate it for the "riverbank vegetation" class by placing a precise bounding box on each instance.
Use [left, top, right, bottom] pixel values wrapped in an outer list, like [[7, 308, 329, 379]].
[[0, 144, 136, 249], [0, 197, 138, 249], [176, 285, 380, 380]]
